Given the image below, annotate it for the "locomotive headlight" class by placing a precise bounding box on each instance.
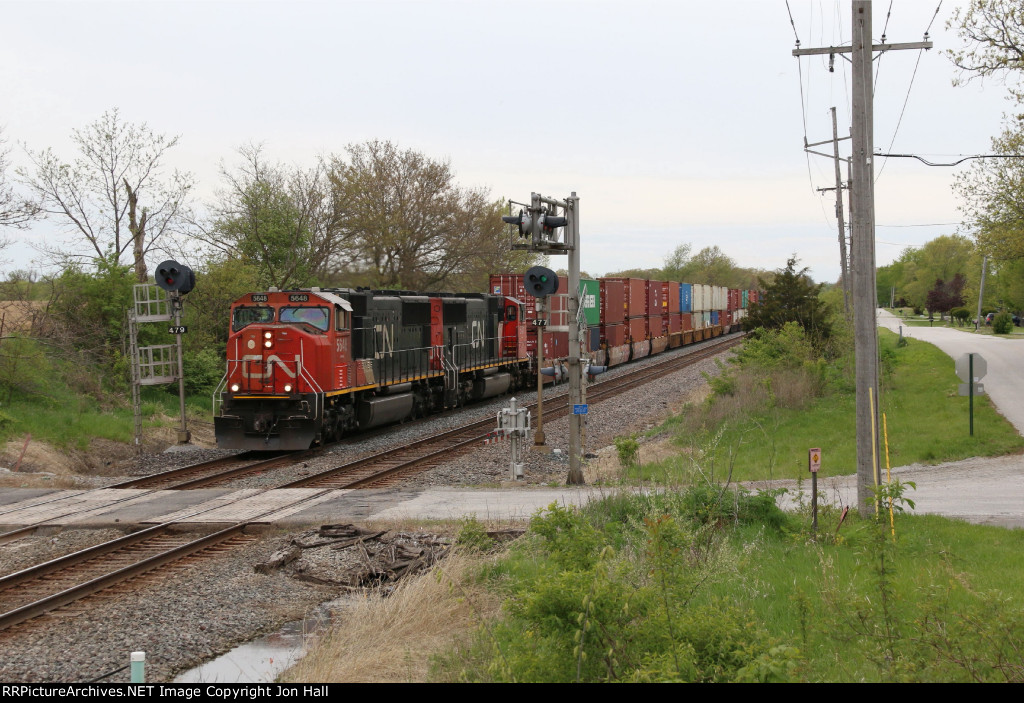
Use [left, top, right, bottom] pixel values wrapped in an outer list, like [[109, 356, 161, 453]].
[[284, 383, 293, 393], [230, 383, 240, 392], [264, 331, 272, 339], [264, 339, 273, 348]]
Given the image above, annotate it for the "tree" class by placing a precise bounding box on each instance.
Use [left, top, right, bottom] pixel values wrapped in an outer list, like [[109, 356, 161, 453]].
[[744, 255, 833, 351], [198, 144, 342, 290], [948, 0, 1024, 97], [328, 140, 532, 291], [925, 274, 967, 319], [0, 127, 39, 232], [19, 109, 194, 281]]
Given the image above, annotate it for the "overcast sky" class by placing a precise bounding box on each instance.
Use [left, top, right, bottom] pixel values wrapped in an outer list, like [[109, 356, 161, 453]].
[[0, 0, 1012, 283]]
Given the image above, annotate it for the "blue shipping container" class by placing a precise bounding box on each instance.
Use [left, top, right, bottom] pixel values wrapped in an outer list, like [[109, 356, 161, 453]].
[[711, 311, 720, 325], [679, 283, 692, 313]]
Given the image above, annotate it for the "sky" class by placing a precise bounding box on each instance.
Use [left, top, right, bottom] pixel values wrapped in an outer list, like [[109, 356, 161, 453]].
[[0, 0, 1013, 283]]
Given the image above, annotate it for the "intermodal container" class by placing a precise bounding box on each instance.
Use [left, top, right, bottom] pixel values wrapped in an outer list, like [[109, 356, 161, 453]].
[[681, 312, 693, 332], [646, 280, 664, 316], [669, 312, 682, 334], [742, 289, 749, 309], [647, 313, 665, 337], [603, 278, 647, 319], [580, 278, 600, 326], [680, 283, 692, 313], [627, 316, 647, 341], [587, 325, 600, 352], [599, 278, 625, 325], [711, 311, 720, 326], [601, 322, 626, 348], [666, 281, 680, 313]]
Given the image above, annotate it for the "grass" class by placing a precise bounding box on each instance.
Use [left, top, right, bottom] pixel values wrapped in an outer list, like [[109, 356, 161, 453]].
[[637, 330, 1024, 484], [0, 385, 212, 452], [406, 493, 1024, 682]]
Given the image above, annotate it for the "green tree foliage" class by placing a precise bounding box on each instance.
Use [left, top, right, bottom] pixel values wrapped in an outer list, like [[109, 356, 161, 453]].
[[744, 256, 832, 350], [328, 140, 536, 291], [948, 0, 1024, 96], [877, 236, 975, 310], [200, 144, 341, 290], [20, 109, 194, 282]]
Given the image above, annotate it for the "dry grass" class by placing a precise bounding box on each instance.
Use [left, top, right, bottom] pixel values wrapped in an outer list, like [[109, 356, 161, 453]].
[[280, 551, 502, 683]]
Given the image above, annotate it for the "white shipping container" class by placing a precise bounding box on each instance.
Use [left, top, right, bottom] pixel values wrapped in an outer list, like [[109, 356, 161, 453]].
[[692, 284, 704, 312]]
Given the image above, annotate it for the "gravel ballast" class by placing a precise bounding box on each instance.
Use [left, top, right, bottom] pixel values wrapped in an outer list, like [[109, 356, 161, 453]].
[[0, 341, 730, 683]]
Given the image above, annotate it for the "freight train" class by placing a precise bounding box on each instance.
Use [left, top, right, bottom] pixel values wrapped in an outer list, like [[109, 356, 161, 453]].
[[213, 276, 757, 450]]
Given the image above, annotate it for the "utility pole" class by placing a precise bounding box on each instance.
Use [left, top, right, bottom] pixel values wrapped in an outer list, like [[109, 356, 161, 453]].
[[794, 0, 932, 513], [807, 107, 851, 318], [976, 255, 988, 331]]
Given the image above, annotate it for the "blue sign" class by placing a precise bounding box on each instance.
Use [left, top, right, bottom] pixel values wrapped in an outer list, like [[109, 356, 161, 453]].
[[573, 404, 589, 415]]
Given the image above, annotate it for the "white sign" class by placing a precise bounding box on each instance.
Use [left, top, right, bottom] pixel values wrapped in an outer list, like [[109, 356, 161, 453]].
[[956, 353, 987, 383]]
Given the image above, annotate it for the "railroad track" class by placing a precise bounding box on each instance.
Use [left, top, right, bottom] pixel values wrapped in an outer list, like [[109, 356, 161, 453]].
[[0, 333, 742, 633], [279, 333, 744, 489]]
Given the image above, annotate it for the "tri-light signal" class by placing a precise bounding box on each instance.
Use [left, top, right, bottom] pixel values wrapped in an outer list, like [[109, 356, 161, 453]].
[[155, 260, 195, 294], [524, 266, 559, 297]]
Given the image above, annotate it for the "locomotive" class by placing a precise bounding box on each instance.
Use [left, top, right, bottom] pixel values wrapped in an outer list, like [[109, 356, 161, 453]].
[[213, 277, 756, 451]]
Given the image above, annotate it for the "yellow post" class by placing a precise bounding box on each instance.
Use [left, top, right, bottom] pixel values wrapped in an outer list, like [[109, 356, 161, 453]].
[[883, 413, 895, 538], [869, 387, 879, 515]]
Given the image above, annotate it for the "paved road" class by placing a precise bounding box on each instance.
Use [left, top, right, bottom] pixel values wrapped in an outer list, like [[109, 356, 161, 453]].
[[877, 309, 1024, 434]]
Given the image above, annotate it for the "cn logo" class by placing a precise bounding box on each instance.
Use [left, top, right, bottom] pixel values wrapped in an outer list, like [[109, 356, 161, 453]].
[[241, 354, 299, 379]]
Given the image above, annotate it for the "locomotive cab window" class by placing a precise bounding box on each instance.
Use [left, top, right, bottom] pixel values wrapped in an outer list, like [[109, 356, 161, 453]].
[[335, 308, 350, 331], [506, 306, 517, 321], [281, 306, 329, 332], [232, 306, 275, 332]]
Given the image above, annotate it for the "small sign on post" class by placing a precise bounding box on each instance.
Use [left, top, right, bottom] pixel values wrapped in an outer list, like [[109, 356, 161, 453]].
[[955, 353, 987, 436], [808, 448, 822, 473], [808, 447, 821, 534], [573, 404, 589, 415]]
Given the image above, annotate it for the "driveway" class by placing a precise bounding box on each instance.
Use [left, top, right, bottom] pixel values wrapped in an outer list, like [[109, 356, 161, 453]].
[[877, 309, 1024, 434]]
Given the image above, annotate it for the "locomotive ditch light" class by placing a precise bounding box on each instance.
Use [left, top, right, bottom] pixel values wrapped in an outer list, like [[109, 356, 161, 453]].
[[230, 383, 240, 392], [284, 383, 293, 393]]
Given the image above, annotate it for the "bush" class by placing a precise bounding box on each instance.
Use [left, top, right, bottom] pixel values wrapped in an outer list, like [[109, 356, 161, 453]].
[[992, 312, 1014, 335], [950, 308, 971, 326]]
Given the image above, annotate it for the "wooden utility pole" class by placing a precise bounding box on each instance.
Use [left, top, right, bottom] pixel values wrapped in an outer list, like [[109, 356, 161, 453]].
[[794, 1, 932, 513], [831, 107, 851, 318], [808, 107, 851, 318]]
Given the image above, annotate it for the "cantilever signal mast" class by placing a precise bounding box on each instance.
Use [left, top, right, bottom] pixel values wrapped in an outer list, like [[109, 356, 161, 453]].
[[794, 1, 932, 513]]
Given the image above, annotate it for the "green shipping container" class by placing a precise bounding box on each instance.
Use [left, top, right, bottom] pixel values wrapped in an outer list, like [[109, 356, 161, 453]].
[[580, 279, 601, 326], [742, 289, 749, 309]]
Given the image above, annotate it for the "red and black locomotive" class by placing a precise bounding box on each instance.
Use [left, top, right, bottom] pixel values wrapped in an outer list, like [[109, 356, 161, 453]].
[[214, 287, 530, 450], [213, 277, 755, 451]]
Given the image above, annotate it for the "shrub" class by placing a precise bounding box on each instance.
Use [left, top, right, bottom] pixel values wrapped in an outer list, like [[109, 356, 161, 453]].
[[614, 434, 640, 471], [950, 308, 971, 326], [992, 312, 1014, 335]]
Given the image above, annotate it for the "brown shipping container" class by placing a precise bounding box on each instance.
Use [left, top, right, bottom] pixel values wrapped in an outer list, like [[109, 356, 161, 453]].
[[669, 312, 682, 334], [646, 280, 664, 315], [681, 313, 693, 332], [647, 313, 665, 337], [599, 278, 625, 324], [601, 322, 626, 348], [666, 281, 680, 313], [627, 316, 647, 341], [617, 278, 647, 318]]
